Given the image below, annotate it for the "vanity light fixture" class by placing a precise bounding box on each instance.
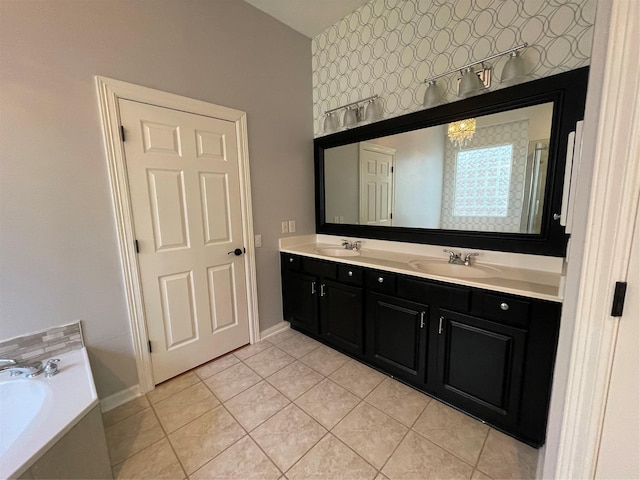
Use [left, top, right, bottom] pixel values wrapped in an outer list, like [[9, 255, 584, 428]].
[[323, 95, 381, 133], [421, 43, 529, 105], [447, 118, 476, 148]]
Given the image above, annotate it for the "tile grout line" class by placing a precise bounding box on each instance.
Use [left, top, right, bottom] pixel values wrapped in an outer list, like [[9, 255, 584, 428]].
[[147, 395, 190, 479], [375, 388, 431, 477]]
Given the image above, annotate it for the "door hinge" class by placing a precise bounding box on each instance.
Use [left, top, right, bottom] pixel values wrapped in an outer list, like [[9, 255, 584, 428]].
[[391, 166, 394, 173], [390, 213, 393, 219], [611, 281, 628, 317], [135, 239, 139, 253], [120, 125, 126, 142], [148, 340, 152, 353]]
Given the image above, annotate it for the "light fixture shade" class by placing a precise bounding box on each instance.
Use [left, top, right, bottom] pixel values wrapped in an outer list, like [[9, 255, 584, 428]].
[[323, 112, 339, 134], [343, 107, 358, 127], [458, 67, 485, 98], [364, 98, 382, 122], [423, 80, 443, 108], [501, 51, 526, 85]]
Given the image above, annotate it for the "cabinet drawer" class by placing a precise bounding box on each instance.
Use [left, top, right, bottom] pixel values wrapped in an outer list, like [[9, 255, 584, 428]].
[[398, 277, 471, 312], [365, 270, 397, 294], [338, 264, 364, 285], [301, 257, 337, 279], [281, 253, 301, 271], [480, 293, 530, 328]]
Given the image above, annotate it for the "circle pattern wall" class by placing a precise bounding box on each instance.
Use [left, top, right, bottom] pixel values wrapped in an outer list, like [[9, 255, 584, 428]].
[[312, 0, 595, 136]]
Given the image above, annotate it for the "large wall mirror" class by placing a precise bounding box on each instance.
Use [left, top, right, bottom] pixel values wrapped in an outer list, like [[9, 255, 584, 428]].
[[315, 67, 589, 257]]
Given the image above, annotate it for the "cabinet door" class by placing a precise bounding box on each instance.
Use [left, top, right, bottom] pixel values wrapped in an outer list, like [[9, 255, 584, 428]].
[[282, 271, 319, 335], [320, 280, 364, 355], [435, 309, 526, 426], [367, 293, 428, 385]]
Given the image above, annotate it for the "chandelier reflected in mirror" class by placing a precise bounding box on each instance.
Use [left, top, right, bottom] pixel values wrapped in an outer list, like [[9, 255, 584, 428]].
[[447, 118, 476, 148]]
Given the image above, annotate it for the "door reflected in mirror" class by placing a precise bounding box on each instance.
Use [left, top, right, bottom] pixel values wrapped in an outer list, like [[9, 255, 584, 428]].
[[324, 102, 553, 234]]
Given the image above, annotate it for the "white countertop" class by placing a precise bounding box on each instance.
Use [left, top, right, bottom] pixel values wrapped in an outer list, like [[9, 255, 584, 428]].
[[280, 235, 564, 302]]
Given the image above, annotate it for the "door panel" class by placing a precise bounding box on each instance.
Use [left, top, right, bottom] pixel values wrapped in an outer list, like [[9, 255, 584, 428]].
[[321, 280, 363, 355], [436, 310, 526, 425], [367, 293, 428, 384], [283, 271, 319, 335], [120, 99, 250, 384]]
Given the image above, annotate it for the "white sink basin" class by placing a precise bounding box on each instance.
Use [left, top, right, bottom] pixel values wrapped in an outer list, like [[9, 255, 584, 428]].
[[316, 247, 361, 257], [408, 260, 500, 279]]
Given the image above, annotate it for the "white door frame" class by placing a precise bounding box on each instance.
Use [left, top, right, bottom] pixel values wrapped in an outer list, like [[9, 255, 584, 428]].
[[95, 76, 260, 393], [544, 1, 640, 477]]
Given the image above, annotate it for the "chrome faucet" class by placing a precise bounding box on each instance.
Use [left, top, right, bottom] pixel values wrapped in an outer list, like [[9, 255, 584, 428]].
[[341, 240, 362, 251], [444, 250, 479, 266], [0, 358, 43, 378]]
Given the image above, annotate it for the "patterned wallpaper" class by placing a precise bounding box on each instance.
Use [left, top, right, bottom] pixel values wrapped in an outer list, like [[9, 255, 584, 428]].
[[312, 0, 596, 136]]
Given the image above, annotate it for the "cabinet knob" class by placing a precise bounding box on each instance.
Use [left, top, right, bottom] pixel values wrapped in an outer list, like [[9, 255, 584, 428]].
[[378, 277, 384, 283], [289, 258, 294, 263], [500, 302, 509, 311], [348, 271, 353, 277]]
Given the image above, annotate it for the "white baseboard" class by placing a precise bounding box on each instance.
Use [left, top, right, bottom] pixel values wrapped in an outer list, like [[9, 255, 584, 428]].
[[260, 321, 290, 341], [100, 384, 143, 413]]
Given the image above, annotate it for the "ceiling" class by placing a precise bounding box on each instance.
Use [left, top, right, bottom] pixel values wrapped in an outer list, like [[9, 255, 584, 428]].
[[243, 0, 371, 38]]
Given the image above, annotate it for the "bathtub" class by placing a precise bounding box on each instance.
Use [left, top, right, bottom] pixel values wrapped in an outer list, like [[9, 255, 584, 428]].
[[0, 348, 99, 479]]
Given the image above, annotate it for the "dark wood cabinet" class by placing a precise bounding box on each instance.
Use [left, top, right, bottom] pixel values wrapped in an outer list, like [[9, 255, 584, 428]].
[[320, 280, 364, 355], [282, 270, 320, 334], [281, 253, 364, 353], [435, 309, 526, 428], [367, 293, 429, 385], [280, 252, 561, 447]]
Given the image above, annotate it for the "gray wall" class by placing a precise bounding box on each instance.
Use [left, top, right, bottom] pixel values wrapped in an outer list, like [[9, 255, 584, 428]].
[[0, 0, 314, 398]]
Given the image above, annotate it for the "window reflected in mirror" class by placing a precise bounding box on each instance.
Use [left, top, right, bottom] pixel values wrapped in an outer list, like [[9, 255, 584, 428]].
[[323, 102, 553, 234]]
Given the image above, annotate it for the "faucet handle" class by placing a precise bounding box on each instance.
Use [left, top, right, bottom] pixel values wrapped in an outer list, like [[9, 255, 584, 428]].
[[44, 359, 60, 377], [464, 252, 479, 265], [443, 249, 457, 260]]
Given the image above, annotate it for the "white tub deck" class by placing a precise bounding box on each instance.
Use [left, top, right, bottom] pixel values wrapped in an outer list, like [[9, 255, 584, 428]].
[[0, 348, 98, 479]]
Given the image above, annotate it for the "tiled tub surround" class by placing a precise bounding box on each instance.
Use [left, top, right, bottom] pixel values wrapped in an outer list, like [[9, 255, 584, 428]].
[[280, 234, 564, 301], [0, 322, 83, 363], [103, 329, 538, 479]]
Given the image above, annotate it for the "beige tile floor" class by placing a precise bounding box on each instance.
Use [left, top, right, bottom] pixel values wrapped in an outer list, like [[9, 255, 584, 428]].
[[103, 329, 538, 480]]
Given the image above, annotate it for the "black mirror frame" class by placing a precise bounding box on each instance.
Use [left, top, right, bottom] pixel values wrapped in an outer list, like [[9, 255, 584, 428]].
[[314, 67, 589, 257]]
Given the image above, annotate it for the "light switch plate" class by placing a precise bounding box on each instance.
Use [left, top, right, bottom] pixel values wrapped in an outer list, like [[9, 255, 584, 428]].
[[288, 220, 296, 233], [255, 234, 262, 247], [281, 221, 289, 233]]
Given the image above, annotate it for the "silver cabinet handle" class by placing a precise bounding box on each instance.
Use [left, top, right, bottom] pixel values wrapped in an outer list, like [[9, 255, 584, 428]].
[[348, 271, 353, 277], [320, 284, 325, 297], [438, 316, 444, 334], [420, 311, 425, 329], [500, 302, 509, 311], [378, 277, 384, 283], [311, 282, 316, 295], [289, 257, 294, 263]]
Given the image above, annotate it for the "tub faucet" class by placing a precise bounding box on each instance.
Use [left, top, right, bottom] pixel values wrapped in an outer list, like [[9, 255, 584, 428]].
[[0, 358, 43, 378]]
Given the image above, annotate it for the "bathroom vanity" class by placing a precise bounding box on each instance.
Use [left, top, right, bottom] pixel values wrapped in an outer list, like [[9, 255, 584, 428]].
[[280, 69, 590, 447], [280, 239, 561, 447]]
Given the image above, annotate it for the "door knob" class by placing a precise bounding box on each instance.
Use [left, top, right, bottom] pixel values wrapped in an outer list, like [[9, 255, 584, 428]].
[[227, 248, 244, 256]]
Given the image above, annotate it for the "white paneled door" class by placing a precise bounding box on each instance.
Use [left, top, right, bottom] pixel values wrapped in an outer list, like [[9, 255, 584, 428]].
[[359, 142, 395, 226], [119, 99, 250, 384]]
